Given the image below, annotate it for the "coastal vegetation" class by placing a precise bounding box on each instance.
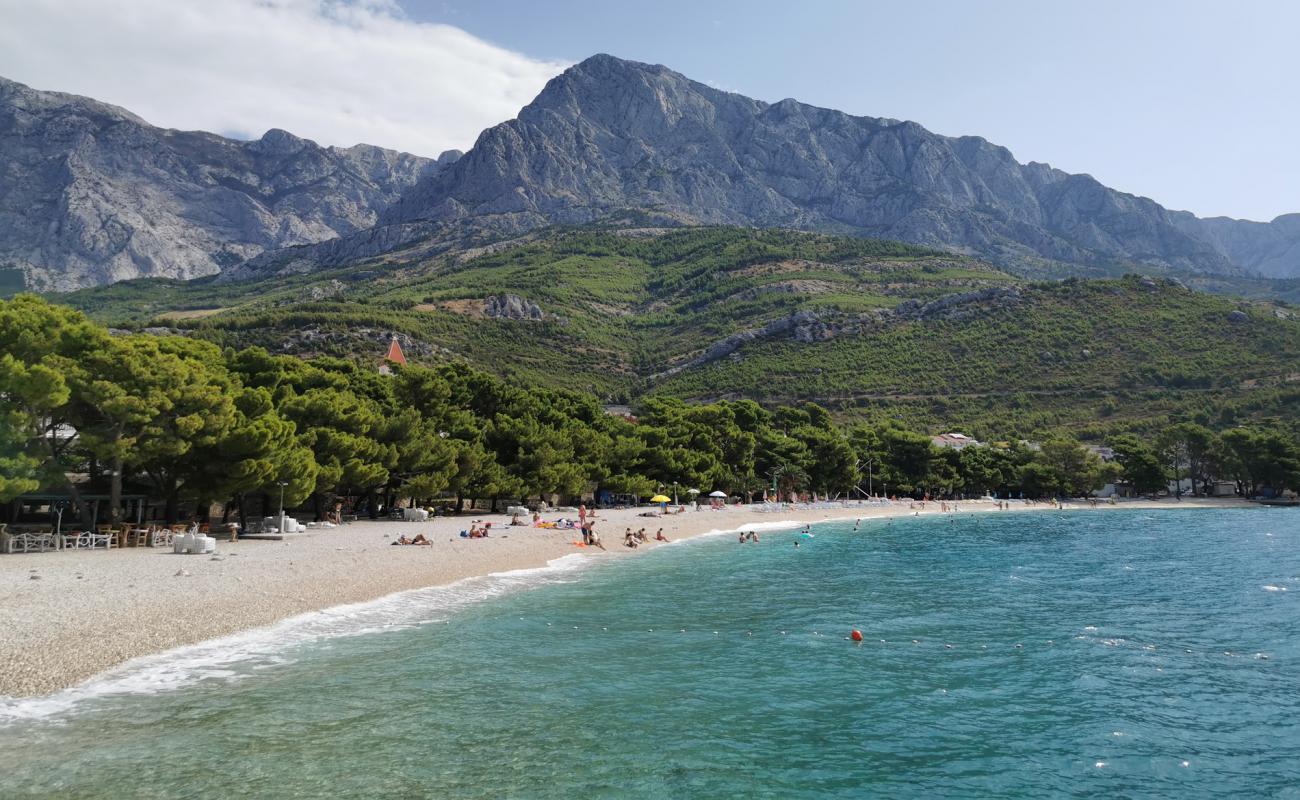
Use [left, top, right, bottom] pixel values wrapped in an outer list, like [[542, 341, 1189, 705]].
[[53, 227, 1300, 439], [3, 295, 1297, 525]]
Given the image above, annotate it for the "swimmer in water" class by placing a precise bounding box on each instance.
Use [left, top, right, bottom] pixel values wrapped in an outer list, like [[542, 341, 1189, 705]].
[[795, 540, 801, 548]]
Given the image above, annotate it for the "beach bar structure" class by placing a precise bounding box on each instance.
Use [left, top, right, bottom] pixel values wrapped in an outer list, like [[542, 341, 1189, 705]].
[[5, 493, 150, 530]]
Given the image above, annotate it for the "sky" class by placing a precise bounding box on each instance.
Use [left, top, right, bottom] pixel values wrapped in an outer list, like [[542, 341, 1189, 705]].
[[0, 0, 1295, 221]]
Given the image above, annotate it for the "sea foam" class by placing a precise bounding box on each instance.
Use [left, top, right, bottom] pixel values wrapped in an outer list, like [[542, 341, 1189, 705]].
[[0, 553, 593, 724]]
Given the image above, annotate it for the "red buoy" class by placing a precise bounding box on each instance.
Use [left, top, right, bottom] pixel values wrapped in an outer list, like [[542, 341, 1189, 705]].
[[850, 629, 864, 642]]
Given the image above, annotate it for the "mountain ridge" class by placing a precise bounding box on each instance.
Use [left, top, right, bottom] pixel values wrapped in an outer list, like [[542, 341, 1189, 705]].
[[0, 75, 456, 291], [380, 53, 1288, 280], [5, 56, 1300, 289]]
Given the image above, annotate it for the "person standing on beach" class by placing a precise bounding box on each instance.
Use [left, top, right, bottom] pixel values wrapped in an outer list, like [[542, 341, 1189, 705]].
[[579, 503, 588, 528]]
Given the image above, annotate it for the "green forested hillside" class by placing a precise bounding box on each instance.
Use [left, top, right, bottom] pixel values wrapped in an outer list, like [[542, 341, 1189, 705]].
[[54, 226, 1300, 439]]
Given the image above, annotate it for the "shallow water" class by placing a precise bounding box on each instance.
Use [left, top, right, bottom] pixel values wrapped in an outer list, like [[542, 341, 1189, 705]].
[[2, 509, 1298, 798]]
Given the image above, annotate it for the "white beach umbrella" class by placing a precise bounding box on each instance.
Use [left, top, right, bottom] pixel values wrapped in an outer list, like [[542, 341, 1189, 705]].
[[708, 491, 728, 498]]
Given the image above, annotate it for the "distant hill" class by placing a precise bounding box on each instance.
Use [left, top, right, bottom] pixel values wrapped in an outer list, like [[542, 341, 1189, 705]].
[[56, 226, 1300, 437], [0, 76, 458, 291]]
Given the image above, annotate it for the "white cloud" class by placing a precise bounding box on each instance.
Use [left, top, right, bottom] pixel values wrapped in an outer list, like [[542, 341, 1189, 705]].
[[0, 0, 568, 156]]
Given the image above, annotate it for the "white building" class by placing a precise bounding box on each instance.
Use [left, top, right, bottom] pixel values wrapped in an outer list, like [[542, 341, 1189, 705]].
[[932, 432, 981, 450]]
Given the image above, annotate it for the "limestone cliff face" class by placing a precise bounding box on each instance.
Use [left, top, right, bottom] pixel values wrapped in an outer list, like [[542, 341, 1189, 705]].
[[0, 76, 454, 290], [382, 54, 1296, 279], [1171, 212, 1300, 279], [8, 57, 1298, 289]]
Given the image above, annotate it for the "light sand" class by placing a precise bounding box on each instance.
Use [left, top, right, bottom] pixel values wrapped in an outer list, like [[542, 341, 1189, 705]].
[[0, 497, 1246, 698]]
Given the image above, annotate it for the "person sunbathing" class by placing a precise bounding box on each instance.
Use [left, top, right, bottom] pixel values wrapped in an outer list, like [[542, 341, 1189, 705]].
[[624, 531, 639, 548], [392, 534, 431, 546], [655, 528, 668, 542]]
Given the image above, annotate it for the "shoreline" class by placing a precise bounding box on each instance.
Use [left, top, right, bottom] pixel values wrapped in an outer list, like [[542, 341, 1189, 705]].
[[0, 497, 1253, 700]]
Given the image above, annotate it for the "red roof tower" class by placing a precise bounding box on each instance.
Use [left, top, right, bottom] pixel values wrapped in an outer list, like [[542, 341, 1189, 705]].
[[384, 336, 407, 365], [379, 336, 407, 374]]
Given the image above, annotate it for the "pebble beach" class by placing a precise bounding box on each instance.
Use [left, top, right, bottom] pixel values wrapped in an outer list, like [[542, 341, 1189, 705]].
[[0, 498, 1243, 698]]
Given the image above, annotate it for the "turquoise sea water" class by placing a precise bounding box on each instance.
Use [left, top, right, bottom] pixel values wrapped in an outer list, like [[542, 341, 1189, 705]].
[[2, 508, 1299, 798]]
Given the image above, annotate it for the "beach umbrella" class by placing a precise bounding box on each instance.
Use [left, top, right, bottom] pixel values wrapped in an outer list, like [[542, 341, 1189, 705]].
[[650, 494, 671, 511], [686, 488, 700, 496], [708, 491, 727, 498]]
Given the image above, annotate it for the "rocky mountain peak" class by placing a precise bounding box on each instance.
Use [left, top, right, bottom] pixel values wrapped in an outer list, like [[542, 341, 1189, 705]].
[[251, 127, 309, 155], [0, 75, 445, 291], [5, 55, 1298, 289], [376, 54, 1292, 280]]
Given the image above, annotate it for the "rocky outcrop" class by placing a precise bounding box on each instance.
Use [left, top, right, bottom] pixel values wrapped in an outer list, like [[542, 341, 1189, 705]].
[[484, 293, 544, 320], [891, 286, 1023, 321], [380, 54, 1298, 280], [652, 286, 1030, 379], [0, 76, 455, 290], [303, 279, 346, 302], [652, 310, 823, 379]]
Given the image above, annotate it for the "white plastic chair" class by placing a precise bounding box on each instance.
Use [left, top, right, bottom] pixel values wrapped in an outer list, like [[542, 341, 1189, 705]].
[[84, 528, 114, 549], [3, 530, 55, 553], [60, 530, 91, 550]]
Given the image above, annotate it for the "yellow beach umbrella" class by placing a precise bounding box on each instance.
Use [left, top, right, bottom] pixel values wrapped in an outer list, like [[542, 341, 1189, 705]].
[[650, 495, 672, 503]]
